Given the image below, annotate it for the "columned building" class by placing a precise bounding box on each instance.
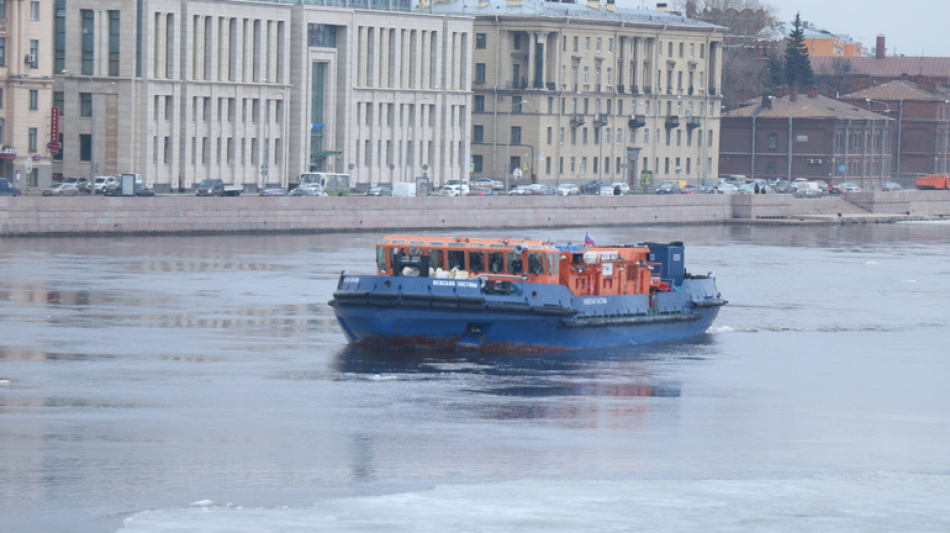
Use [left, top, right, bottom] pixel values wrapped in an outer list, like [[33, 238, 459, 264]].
[[53, 0, 471, 192], [0, 0, 55, 189], [431, 0, 725, 191]]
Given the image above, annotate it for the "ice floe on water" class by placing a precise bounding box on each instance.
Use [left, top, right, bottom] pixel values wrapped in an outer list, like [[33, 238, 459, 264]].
[[119, 474, 950, 533]]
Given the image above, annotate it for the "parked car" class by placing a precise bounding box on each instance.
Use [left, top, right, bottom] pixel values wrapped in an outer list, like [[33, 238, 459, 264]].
[[837, 182, 862, 193], [466, 187, 495, 196], [0, 177, 21, 196], [556, 183, 580, 196], [508, 185, 531, 196], [93, 176, 116, 194], [523, 184, 556, 196], [471, 178, 504, 190], [42, 183, 81, 196], [679, 184, 698, 194], [737, 183, 757, 194], [698, 183, 718, 194], [259, 188, 287, 196], [366, 186, 393, 196], [772, 180, 793, 193], [195, 179, 242, 196], [290, 187, 325, 197], [62, 176, 91, 194], [132, 184, 156, 197], [435, 180, 470, 196], [656, 182, 681, 194], [881, 182, 903, 191], [715, 183, 739, 194], [581, 180, 610, 194], [793, 183, 824, 198]]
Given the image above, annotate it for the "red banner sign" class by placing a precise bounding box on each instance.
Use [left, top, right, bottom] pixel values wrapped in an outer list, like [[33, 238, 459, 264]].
[[50, 106, 60, 141]]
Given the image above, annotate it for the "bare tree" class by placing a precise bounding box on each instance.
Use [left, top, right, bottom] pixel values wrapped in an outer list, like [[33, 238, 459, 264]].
[[815, 56, 855, 98], [672, 0, 781, 109]]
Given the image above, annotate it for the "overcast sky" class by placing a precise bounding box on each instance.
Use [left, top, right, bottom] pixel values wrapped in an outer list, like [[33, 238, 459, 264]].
[[778, 0, 950, 57]]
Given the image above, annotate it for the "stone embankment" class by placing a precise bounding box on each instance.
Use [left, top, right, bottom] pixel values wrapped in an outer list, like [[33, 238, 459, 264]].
[[1, 191, 947, 237]]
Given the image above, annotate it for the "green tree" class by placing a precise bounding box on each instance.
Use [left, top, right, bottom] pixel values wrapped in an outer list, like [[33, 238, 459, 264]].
[[760, 54, 785, 92], [783, 13, 814, 89]]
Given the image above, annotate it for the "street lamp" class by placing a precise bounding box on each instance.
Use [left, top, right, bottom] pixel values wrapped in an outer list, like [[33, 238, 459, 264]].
[[866, 98, 890, 185]]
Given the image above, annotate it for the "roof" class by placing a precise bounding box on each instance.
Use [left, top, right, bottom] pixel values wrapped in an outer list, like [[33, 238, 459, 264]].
[[843, 79, 946, 101], [724, 93, 888, 120], [811, 56, 950, 78], [418, 0, 724, 30]]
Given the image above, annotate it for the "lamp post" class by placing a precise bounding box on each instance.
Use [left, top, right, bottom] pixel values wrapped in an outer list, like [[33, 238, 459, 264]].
[[90, 82, 116, 193], [865, 98, 890, 186]]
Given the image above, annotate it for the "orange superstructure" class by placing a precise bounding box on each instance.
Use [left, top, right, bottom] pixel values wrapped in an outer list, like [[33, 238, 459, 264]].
[[377, 235, 660, 298]]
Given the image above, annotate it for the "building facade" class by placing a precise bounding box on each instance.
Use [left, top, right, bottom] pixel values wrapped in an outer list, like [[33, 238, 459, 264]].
[[52, 0, 472, 192], [431, 0, 725, 191], [0, 0, 55, 187], [720, 87, 892, 188]]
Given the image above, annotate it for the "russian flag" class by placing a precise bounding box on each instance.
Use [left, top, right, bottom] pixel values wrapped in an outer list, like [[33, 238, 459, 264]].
[[584, 232, 595, 246]]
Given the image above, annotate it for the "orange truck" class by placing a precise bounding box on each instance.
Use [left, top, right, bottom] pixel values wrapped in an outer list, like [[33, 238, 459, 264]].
[[915, 174, 950, 190]]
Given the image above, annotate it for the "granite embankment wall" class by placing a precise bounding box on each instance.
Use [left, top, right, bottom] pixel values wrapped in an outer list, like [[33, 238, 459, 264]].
[[2, 191, 949, 236]]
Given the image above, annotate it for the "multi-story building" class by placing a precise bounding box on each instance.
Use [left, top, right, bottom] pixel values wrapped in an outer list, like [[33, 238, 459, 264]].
[[53, 0, 472, 192], [0, 0, 55, 188], [430, 0, 725, 191], [720, 87, 891, 188]]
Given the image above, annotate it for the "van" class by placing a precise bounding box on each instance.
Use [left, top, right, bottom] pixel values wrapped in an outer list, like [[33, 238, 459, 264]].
[[392, 182, 416, 197], [436, 180, 470, 196]]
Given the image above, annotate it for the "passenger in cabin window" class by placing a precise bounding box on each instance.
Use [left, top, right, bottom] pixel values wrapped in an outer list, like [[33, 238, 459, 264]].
[[508, 252, 523, 274], [489, 252, 504, 273], [528, 253, 544, 274], [448, 250, 466, 270], [470, 252, 485, 272]]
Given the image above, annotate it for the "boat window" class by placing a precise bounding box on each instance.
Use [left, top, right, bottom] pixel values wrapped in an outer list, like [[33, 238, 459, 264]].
[[507, 252, 523, 274], [470, 243, 486, 248], [448, 250, 466, 270], [429, 249, 444, 270], [410, 241, 426, 246], [469, 251, 486, 273], [488, 243, 505, 248], [389, 247, 406, 271], [489, 251, 505, 273], [391, 240, 407, 244], [376, 246, 387, 271], [448, 242, 466, 248], [430, 242, 444, 246], [548, 253, 559, 274], [528, 252, 545, 274]]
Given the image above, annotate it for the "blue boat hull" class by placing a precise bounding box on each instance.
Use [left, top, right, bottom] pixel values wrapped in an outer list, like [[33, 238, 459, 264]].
[[329, 274, 725, 352]]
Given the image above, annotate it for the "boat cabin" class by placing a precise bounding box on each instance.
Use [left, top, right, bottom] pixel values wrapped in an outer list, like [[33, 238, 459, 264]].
[[377, 235, 675, 297]]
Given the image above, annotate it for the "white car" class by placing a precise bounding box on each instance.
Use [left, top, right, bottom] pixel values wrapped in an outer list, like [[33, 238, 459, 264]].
[[94, 176, 117, 194], [508, 185, 530, 195], [716, 183, 739, 194], [609, 182, 630, 195], [436, 181, 470, 196], [471, 178, 504, 191], [556, 183, 580, 196]]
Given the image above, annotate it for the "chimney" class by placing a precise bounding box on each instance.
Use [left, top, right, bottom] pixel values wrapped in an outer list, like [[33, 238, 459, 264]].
[[806, 85, 818, 98], [606, 0, 615, 12], [656, 2, 668, 11], [789, 87, 798, 102], [587, 0, 600, 9], [876, 35, 886, 58], [775, 86, 787, 98], [761, 95, 772, 110]]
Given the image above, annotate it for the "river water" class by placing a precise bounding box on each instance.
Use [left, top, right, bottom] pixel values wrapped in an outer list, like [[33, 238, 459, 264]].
[[1, 223, 949, 532]]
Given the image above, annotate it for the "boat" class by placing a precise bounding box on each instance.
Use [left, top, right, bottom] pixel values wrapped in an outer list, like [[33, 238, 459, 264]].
[[329, 235, 726, 352]]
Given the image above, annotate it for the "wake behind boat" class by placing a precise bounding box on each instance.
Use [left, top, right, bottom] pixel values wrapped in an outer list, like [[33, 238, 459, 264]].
[[329, 235, 726, 352]]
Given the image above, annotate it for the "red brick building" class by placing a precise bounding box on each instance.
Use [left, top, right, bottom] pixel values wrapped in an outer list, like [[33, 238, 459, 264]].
[[720, 87, 890, 189]]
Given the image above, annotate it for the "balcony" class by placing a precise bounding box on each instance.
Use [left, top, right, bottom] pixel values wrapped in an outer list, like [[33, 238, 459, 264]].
[[593, 114, 608, 127], [665, 115, 680, 129], [686, 116, 701, 130], [570, 114, 585, 128], [628, 115, 646, 129]]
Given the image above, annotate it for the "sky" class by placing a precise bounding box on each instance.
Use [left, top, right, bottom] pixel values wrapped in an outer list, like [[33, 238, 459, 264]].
[[778, 0, 950, 57]]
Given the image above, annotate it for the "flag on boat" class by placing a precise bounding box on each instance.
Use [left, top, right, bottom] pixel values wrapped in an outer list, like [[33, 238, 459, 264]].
[[584, 232, 595, 246]]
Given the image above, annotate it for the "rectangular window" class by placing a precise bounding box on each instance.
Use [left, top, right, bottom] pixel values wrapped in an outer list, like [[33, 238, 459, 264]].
[[81, 10, 94, 74], [79, 134, 92, 161], [475, 63, 486, 83], [473, 154, 483, 173], [511, 126, 521, 144], [53, 91, 63, 114], [29, 89, 38, 109], [29, 39, 38, 68], [546, 127, 552, 144], [80, 93, 92, 116], [108, 10, 120, 76], [474, 95, 485, 112], [28, 128, 38, 152], [475, 33, 487, 49], [473, 125, 484, 143], [0, 0, 6, 18], [307, 24, 337, 48], [165, 95, 174, 120], [30, 1, 39, 20], [0, 37, 5, 67]]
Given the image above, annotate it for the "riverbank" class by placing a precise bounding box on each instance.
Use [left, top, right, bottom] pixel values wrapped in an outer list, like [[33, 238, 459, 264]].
[[1, 191, 948, 237]]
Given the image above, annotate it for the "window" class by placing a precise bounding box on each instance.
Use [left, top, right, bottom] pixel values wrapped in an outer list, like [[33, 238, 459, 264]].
[[513, 33, 522, 50], [108, 10, 120, 76], [81, 10, 94, 74], [546, 127, 552, 144], [474, 95, 485, 112], [0, 0, 5, 18], [29, 128, 38, 152], [54, 91, 63, 114], [679, 42, 684, 58], [30, 1, 39, 20], [510, 126, 521, 144], [473, 154, 483, 173], [0, 37, 5, 67], [79, 134, 92, 161], [584, 37, 590, 52], [512, 95, 523, 113], [475, 33, 487, 49], [573, 36, 578, 52], [473, 125, 484, 143], [768, 132, 778, 149], [29, 39, 38, 68], [474, 63, 486, 83], [80, 93, 93, 116], [596, 38, 602, 53], [29, 89, 38, 109]]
